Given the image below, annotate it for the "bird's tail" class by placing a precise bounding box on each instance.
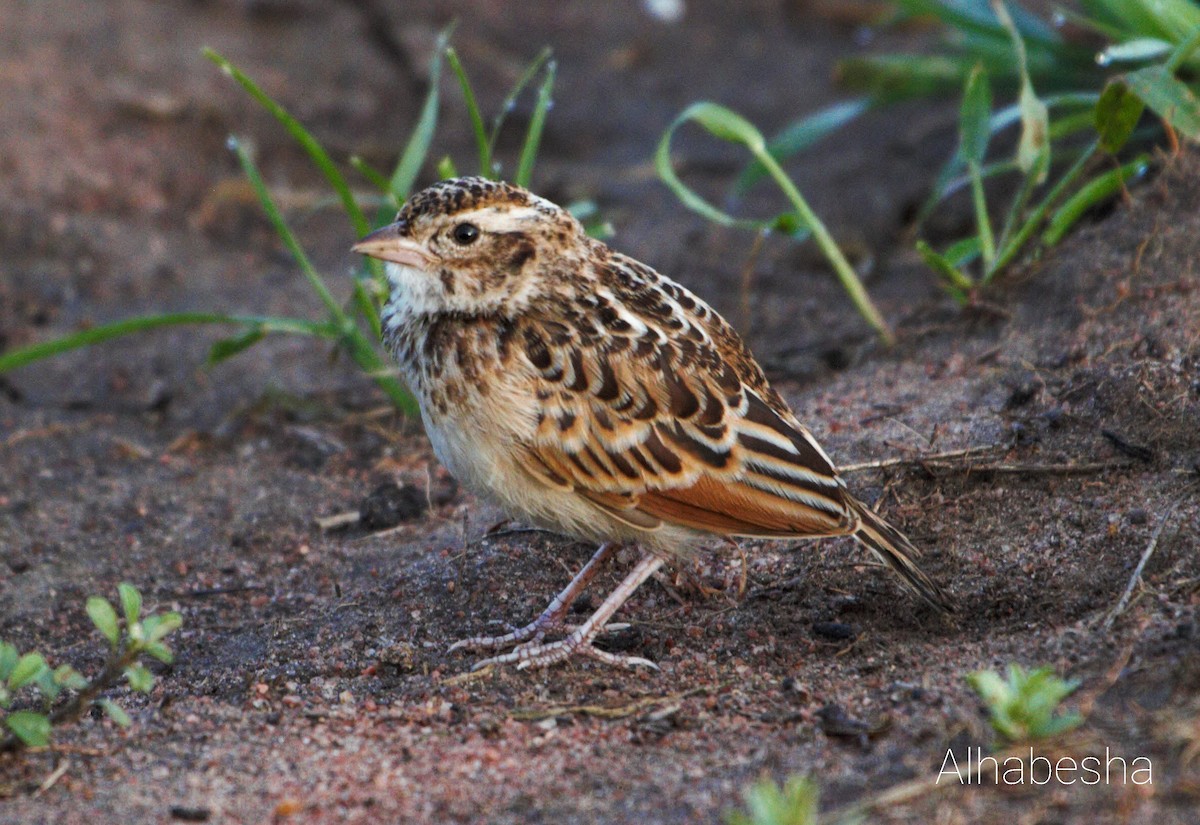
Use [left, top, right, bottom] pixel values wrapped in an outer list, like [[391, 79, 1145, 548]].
[[849, 497, 955, 613]]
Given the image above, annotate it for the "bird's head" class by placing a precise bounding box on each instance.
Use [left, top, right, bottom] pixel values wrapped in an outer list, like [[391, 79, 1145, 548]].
[[353, 177, 588, 317]]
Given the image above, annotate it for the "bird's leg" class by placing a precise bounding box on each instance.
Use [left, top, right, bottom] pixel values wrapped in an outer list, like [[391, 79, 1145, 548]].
[[470, 551, 665, 672], [448, 541, 619, 654]]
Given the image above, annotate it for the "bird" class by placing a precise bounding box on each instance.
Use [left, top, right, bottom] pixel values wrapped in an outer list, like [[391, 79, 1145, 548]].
[[353, 176, 953, 671]]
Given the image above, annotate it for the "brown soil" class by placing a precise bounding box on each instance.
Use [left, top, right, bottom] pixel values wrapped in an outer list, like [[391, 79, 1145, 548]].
[[1, 2, 1197, 823]]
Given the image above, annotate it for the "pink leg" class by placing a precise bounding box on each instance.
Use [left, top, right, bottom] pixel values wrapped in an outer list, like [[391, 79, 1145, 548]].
[[471, 551, 665, 671], [448, 542, 619, 654]]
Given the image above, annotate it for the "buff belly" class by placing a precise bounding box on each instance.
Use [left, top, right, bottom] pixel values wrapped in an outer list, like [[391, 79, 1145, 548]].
[[420, 401, 699, 555]]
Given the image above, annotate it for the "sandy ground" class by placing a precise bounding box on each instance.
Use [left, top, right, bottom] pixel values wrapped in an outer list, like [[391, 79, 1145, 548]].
[[1, 1, 1197, 823]]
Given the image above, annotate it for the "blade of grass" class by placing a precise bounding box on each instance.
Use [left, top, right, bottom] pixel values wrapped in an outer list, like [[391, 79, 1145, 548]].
[[985, 137, 1100, 281], [390, 25, 453, 202], [1042, 154, 1148, 244], [350, 156, 398, 204], [0, 313, 337, 373], [916, 239, 975, 301], [992, 0, 1051, 183], [204, 49, 370, 239], [960, 65, 996, 268], [230, 137, 346, 325], [230, 137, 417, 413], [446, 48, 492, 177], [732, 98, 869, 194], [487, 47, 553, 163], [205, 48, 385, 336], [656, 104, 802, 233], [700, 104, 893, 343], [514, 59, 557, 189]]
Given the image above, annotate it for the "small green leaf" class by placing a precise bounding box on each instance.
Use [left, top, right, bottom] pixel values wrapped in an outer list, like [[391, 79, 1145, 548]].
[[969, 664, 1082, 741], [34, 668, 60, 703], [54, 664, 88, 691], [117, 583, 142, 628], [125, 663, 154, 693], [98, 698, 132, 728], [207, 327, 267, 366], [5, 710, 51, 747], [959, 64, 993, 165], [1096, 81, 1147, 153], [86, 596, 121, 648], [142, 641, 175, 665], [142, 612, 183, 644], [726, 774, 819, 825], [0, 643, 19, 682], [916, 240, 974, 303], [10, 652, 48, 691]]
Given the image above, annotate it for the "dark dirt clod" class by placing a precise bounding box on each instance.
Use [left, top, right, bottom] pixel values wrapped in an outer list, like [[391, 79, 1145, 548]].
[[360, 482, 428, 529]]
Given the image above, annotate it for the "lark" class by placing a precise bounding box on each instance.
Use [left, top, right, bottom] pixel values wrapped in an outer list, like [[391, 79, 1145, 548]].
[[354, 177, 953, 671]]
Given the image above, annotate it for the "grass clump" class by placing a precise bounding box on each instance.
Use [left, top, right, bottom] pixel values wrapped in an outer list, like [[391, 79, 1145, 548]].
[[1, 584, 182, 752], [660, 0, 1200, 314], [0, 29, 561, 417]]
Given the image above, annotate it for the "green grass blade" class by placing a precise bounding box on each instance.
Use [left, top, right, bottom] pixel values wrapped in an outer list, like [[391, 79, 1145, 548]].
[[229, 137, 346, 324], [916, 239, 976, 301], [732, 98, 869, 194], [350, 156, 399, 204], [515, 59, 557, 189], [204, 48, 370, 239], [656, 103, 797, 232], [446, 48, 492, 177], [0, 312, 334, 373], [1042, 155, 1148, 245], [390, 25, 453, 200], [986, 138, 1100, 281], [487, 47, 553, 163], [960, 64, 993, 165], [658, 102, 889, 341]]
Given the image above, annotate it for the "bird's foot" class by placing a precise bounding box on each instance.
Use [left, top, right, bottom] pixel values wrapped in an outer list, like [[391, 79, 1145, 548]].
[[448, 541, 619, 655], [455, 551, 666, 672], [448, 614, 560, 653], [468, 624, 658, 672]]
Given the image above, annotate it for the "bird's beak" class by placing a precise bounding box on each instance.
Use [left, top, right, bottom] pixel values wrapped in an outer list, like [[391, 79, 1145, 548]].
[[352, 223, 431, 269]]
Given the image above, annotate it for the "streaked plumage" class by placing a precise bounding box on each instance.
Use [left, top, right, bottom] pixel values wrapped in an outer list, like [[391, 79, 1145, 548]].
[[354, 177, 952, 671]]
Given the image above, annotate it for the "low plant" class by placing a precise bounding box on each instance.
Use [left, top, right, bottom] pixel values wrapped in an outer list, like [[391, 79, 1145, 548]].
[[660, 0, 1200, 313], [726, 774, 821, 825], [1, 583, 182, 752], [967, 663, 1082, 741], [656, 103, 895, 344]]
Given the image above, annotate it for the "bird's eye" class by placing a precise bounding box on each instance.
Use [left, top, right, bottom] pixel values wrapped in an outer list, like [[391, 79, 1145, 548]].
[[451, 223, 480, 245]]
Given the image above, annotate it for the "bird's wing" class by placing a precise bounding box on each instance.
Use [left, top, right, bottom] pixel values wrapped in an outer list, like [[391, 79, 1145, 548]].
[[513, 271, 855, 539]]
